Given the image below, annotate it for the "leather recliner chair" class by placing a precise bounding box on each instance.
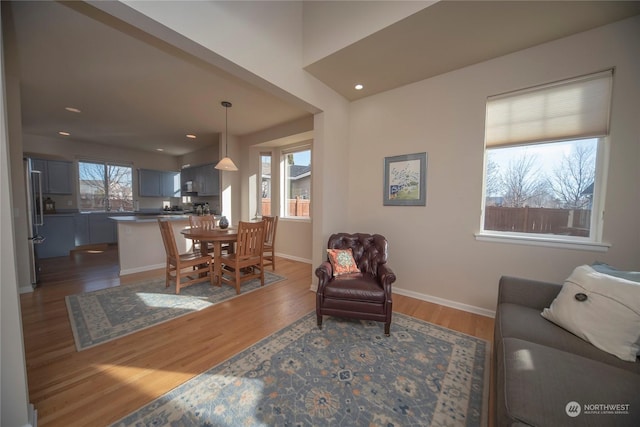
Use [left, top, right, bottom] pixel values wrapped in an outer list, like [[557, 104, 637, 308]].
[[315, 233, 396, 336]]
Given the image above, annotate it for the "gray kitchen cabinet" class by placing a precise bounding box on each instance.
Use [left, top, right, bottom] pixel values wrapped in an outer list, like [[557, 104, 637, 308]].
[[198, 164, 219, 196], [74, 213, 90, 247], [139, 169, 180, 197], [30, 158, 73, 195], [47, 160, 73, 194], [162, 171, 180, 197], [180, 166, 195, 193], [38, 215, 76, 258], [181, 164, 219, 196], [88, 213, 117, 244], [138, 169, 162, 197]]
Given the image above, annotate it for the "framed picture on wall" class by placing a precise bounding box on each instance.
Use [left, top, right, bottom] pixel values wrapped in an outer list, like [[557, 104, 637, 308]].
[[383, 152, 427, 206]]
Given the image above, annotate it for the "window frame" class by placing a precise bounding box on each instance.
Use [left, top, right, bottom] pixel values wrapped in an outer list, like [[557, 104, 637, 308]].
[[258, 152, 272, 217], [280, 144, 312, 221], [476, 71, 613, 252], [78, 160, 134, 212]]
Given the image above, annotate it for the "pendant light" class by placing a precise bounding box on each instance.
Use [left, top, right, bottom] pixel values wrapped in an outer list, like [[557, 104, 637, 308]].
[[215, 101, 238, 171]]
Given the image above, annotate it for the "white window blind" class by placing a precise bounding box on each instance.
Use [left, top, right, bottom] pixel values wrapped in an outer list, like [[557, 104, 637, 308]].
[[485, 70, 613, 147]]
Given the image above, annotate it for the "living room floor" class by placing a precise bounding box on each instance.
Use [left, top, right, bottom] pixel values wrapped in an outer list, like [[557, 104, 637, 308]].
[[20, 245, 495, 426]]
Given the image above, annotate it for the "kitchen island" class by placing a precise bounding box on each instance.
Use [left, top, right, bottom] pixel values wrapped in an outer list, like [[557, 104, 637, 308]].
[[110, 215, 193, 276]]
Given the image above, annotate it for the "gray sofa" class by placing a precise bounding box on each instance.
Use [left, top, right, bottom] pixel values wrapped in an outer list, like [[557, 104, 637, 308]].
[[494, 276, 640, 426]]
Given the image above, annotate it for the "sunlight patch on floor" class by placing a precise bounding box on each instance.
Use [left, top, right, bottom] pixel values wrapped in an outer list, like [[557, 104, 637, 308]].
[[98, 366, 267, 426], [135, 292, 213, 309]]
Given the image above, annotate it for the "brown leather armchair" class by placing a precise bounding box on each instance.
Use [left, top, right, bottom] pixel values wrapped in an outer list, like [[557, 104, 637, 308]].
[[316, 233, 396, 336]]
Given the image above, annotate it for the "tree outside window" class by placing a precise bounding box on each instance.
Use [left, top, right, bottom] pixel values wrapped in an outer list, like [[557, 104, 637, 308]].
[[482, 70, 611, 242], [79, 161, 133, 212], [484, 139, 598, 236]]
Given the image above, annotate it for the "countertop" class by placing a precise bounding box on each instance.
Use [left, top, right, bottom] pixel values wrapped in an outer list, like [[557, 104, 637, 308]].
[[110, 215, 192, 223]]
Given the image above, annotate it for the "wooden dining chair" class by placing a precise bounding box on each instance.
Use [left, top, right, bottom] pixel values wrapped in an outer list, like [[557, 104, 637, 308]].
[[189, 214, 233, 255], [189, 214, 216, 254], [158, 219, 214, 294], [262, 215, 278, 270], [219, 220, 265, 294]]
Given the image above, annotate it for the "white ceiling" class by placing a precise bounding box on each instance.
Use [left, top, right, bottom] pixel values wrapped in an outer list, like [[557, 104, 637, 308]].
[[8, 1, 640, 156], [10, 0, 313, 156], [305, 0, 640, 101]]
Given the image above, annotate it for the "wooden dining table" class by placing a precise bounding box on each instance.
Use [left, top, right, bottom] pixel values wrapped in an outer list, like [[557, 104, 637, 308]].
[[180, 227, 238, 285]]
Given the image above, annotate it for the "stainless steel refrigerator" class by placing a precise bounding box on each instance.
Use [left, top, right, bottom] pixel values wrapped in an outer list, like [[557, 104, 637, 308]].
[[25, 157, 45, 287]]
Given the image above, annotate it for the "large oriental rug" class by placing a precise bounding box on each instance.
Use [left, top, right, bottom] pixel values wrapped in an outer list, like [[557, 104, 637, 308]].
[[66, 271, 285, 351], [112, 312, 489, 427]]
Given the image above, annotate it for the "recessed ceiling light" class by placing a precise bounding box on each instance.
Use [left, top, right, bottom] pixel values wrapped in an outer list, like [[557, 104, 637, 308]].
[[65, 107, 81, 113], [58, 131, 70, 136], [186, 134, 197, 139], [156, 148, 164, 152], [354, 84, 364, 90]]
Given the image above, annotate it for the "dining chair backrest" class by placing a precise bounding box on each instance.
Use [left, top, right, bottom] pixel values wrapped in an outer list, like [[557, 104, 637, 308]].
[[158, 219, 178, 259], [189, 214, 216, 230], [236, 221, 265, 258], [262, 215, 278, 246]]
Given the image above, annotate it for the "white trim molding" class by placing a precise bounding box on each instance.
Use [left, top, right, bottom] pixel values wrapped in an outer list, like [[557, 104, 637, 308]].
[[393, 287, 496, 319], [119, 263, 165, 276], [275, 252, 312, 265], [475, 232, 611, 252]]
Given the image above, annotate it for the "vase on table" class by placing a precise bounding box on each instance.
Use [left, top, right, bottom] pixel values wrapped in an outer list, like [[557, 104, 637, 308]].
[[219, 216, 229, 229]]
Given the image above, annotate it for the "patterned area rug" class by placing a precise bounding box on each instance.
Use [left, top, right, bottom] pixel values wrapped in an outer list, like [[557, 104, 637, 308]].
[[66, 271, 285, 351], [112, 312, 489, 427]]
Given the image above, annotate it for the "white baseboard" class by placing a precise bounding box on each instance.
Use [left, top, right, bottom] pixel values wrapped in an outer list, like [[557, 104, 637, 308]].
[[275, 252, 312, 264], [120, 263, 165, 276], [27, 403, 37, 427], [393, 287, 495, 318], [19, 285, 34, 294]]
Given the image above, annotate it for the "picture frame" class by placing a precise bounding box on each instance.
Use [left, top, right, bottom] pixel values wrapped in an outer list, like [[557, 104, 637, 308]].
[[383, 152, 427, 206]]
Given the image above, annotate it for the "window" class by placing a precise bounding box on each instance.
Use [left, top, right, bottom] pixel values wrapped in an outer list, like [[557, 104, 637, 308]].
[[281, 146, 311, 219], [260, 153, 272, 215], [480, 70, 613, 246], [78, 161, 133, 211]]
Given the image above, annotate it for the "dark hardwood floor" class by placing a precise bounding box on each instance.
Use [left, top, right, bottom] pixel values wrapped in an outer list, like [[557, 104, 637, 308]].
[[19, 245, 495, 426]]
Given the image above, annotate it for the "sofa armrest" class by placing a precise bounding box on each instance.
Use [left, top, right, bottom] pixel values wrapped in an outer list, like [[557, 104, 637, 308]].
[[377, 264, 396, 287], [315, 261, 333, 293], [498, 276, 562, 311]]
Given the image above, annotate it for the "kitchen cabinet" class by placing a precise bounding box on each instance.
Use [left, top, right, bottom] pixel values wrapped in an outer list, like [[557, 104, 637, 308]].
[[181, 164, 219, 196], [162, 171, 180, 197], [38, 215, 76, 258], [88, 213, 117, 244], [139, 169, 180, 197], [197, 164, 219, 196], [74, 213, 90, 247], [31, 158, 73, 195], [39, 213, 132, 258]]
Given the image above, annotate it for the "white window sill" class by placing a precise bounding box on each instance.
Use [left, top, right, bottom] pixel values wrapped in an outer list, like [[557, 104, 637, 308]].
[[281, 216, 311, 223], [474, 232, 611, 252]]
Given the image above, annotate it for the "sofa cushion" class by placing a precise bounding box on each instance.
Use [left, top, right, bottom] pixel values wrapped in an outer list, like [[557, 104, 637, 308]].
[[499, 338, 640, 426], [591, 262, 640, 282], [323, 274, 385, 303], [497, 303, 640, 374], [541, 265, 640, 362]]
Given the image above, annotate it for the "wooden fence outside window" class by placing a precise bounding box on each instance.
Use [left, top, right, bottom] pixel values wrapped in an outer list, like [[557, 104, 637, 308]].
[[484, 206, 591, 237], [261, 198, 310, 217]]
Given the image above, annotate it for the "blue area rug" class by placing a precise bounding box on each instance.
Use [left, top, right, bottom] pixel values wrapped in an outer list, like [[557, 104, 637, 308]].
[[66, 271, 285, 351], [112, 312, 489, 426]]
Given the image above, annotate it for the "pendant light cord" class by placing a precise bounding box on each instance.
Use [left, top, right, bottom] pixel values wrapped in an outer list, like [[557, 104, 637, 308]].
[[222, 101, 232, 157]]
